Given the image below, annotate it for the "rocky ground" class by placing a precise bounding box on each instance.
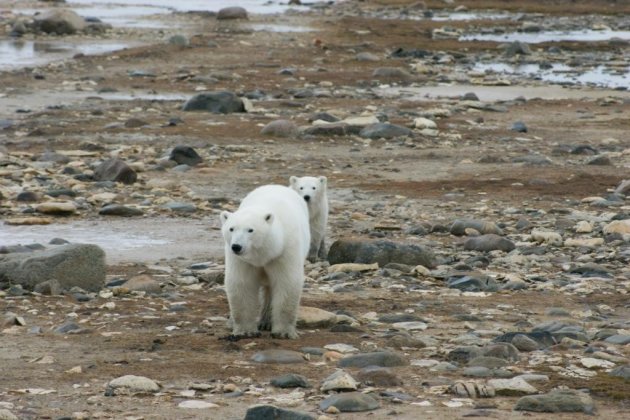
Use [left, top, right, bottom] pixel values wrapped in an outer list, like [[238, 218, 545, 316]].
[[0, 0, 629, 419]]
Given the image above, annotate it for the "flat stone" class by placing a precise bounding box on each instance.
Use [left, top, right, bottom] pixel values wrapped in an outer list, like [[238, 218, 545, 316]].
[[327, 239, 434, 268], [468, 356, 510, 368], [178, 400, 218, 409], [261, 119, 299, 137], [35, 201, 76, 215], [463, 366, 493, 377], [450, 381, 496, 398], [447, 273, 498, 292], [124, 275, 161, 294], [514, 390, 595, 414], [297, 306, 337, 328], [163, 202, 196, 213], [450, 219, 503, 236], [107, 375, 160, 394], [392, 321, 428, 331], [319, 392, 380, 413], [372, 67, 412, 80], [604, 335, 630, 345], [251, 350, 304, 364], [603, 219, 630, 235], [580, 357, 616, 369], [182, 91, 245, 113], [244, 405, 316, 420], [464, 234, 516, 252], [356, 366, 403, 386], [482, 343, 520, 362], [493, 331, 555, 348], [608, 365, 630, 381], [321, 370, 359, 392], [488, 377, 537, 395], [94, 158, 137, 184], [338, 351, 408, 368], [217, 6, 248, 20], [169, 145, 202, 166], [270, 374, 311, 389], [511, 334, 540, 352], [359, 122, 413, 139], [0, 244, 105, 292], [0, 409, 18, 420], [99, 204, 144, 217]]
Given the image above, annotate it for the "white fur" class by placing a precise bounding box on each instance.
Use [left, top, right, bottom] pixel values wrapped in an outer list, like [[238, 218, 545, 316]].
[[290, 175, 329, 262], [220, 185, 310, 339]]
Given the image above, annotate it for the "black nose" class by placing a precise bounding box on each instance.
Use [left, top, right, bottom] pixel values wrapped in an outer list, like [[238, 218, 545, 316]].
[[231, 244, 242, 254], [304, 195, 310, 202]]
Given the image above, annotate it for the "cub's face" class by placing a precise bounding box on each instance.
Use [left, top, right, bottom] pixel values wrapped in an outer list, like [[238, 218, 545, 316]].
[[220, 209, 274, 261], [290, 176, 327, 206]]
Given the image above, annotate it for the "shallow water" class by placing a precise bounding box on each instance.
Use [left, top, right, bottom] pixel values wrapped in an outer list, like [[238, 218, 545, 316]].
[[474, 62, 630, 89], [69, 0, 312, 14], [431, 12, 514, 22], [0, 39, 133, 70], [461, 30, 630, 43], [0, 219, 222, 263], [17, 5, 170, 28]]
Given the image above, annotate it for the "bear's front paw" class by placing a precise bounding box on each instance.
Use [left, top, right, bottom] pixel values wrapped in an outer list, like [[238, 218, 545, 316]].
[[258, 319, 272, 331], [271, 330, 299, 339], [219, 332, 261, 342]]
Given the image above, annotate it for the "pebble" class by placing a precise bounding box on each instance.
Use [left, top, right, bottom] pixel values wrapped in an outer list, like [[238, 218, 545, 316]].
[[487, 377, 538, 395], [99, 204, 144, 217], [356, 366, 402, 386], [608, 365, 630, 381], [320, 370, 359, 392], [271, 373, 311, 389], [338, 351, 408, 368], [251, 350, 304, 364], [35, 201, 77, 215], [319, 392, 380, 413], [106, 375, 160, 394], [463, 234, 516, 252], [177, 400, 218, 409], [261, 120, 299, 137], [244, 405, 316, 420], [297, 306, 337, 328]]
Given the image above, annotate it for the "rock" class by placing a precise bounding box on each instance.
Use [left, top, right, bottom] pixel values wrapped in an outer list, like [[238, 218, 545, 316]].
[[302, 122, 354, 137], [531, 321, 587, 342], [446, 273, 498, 292], [450, 219, 502, 236], [356, 366, 403, 387], [530, 229, 563, 246], [319, 392, 380, 413], [338, 351, 408, 368], [392, 321, 428, 331], [99, 204, 143, 217], [586, 154, 612, 165], [614, 179, 630, 196], [371, 67, 412, 80], [378, 314, 423, 323], [564, 238, 603, 248], [356, 52, 380, 61], [107, 375, 160, 394], [16, 191, 39, 202], [182, 91, 245, 113], [35, 201, 76, 215], [487, 377, 537, 396], [321, 370, 359, 392], [463, 366, 493, 377], [603, 219, 630, 235], [0, 244, 105, 292], [271, 374, 311, 388], [0, 409, 18, 420], [94, 158, 137, 184], [511, 334, 539, 352], [464, 234, 516, 252], [169, 145, 202, 166], [447, 346, 483, 364], [34, 9, 86, 35], [297, 306, 337, 328], [609, 365, 630, 381], [163, 202, 196, 213], [514, 390, 595, 414], [327, 239, 434, 268], [504, 41, 531, 56], [124, 275, 161, 294], [468, 356, 510, 369], [359, 123, 413, 139], [261, 120, 299, 137], [511, 121, 527, 133], [580, 358, 615, 369], [450, 382, 495, 398], [604, 335, 630, 345], [252, 350, 304, 364], [244, 405, 316, 420], [414, 117, 437, 129], [168, 34, 188, 46], [217, 7, 248, 20]]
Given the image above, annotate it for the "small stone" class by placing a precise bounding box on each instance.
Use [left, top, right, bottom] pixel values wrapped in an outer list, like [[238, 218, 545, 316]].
[[261, 120, 299, 137], [609, 365, 630, 381], [338, 351, 408, 368], [321, 370, 359, 392], [217, 7, 248, 20], [244, 405, 316, 420], [251, 350, 304, 364], [530, 229, 563, 246], [169, 145, 202, 166], [359, 123, 413, 139], [35, 201, 76, 215], [34, 9, 86, 35], [94, 158, 137, 184], [450, 219, 502, 236], [319, 392, 380, 413], [447, 273, 498, 292], [99, 204, 143, 217], [564, 238, 604, 248], [603, 219, 630, 236], [168, 35, 188, 46], [580, 358, 615, 369], [271, 374, 311, 389], [372, 67, 412, 80], [107, 375, 160, 394], [487, 377, 538, 396], [178, 400, 218, 409], [504, 41, 531, 56], [297, 306, 337, 328], [450, 382, 495, 398], [356, 366, 402, 387], [468, 356, 510, 369], [124, 275, 161, 294], [356, 52, 380, 61], [604, 335, 630, 345], [182, 91, 245, 113], [414, 117, 437, 130], [327, 239, 434, 268], [511, 121, 527, 133], [514, 390, 595, 414], [464, 234, 515, 252], [511, 334, 539, 352], [586, 154, 612, 165]]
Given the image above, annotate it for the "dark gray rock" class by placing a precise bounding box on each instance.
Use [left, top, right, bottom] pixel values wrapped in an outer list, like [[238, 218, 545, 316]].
[[55, 321, 82, 334], [614, 179, 630, 196], [338, 351, 408, 368], [463, 234, 515, 252], [609, 365, 630, 381], [94, 159, 137, 184], [251, 350, 304, 364], [261, 120, 299, 137], [586, 154, 612, 166], [327, 239, 435, 268], [570, 263, 611, 278], [512, 154, 552, 165], [99, 204, 143, 217], [182, 91, 245, 113], [468, 356, 510, 368], [319, 392, 380, 412], [271, 373, 310, 389], [494, 331, 555, 348], [169, 145, 202, 166], [447, 273, 499, 292], [359, 123, 413, 139], [450, 219, 503, 236], [511, 121, 528, 132], [482, 343, 520, 362], [356, 366, 403, 386], [168, 35, 188, 46], [34, 9, 86, 35], [302, 123, 361, 137], [604, 335, 630, 345], [504, 41, 531, 56], [378, 314, 424, 323], [372, 67, 412, 80], [309, 112, 340, 123], [0, 244, 105, 292], [16, 191, 39, 202], [514, 390, 595, 414], [163, 202, 196, 213], [511, 334, 540, 352], [244, 405, 314, 420], [447, 346, 483, 364], [217, 7, 248, 20]]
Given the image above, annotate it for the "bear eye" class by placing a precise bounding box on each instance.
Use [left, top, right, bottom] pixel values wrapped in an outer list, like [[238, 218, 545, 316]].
[[312, 187, 316, 190], [229, 227, 234, 232], [299, 187, 303, 190], [248, 228, 254, 233]]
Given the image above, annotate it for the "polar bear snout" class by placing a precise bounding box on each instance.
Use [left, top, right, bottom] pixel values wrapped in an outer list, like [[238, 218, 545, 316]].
[[303, 195, 311, 202], [231, 244, 243, 254]]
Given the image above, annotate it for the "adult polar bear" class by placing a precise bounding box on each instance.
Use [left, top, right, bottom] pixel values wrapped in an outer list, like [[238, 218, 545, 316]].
[[220, 185, 310, 339]]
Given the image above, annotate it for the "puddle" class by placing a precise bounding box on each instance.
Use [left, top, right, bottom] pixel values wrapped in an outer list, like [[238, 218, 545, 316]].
[[69, 0, 312, 15], [430, 12, 514, 21], [0, 39, 134, 70], [473, 62, 630, 89], [0, 218, 223, 264], [460, 30, 630, 43], [96, 92, 189, 101], [17, 6, 170, 28], [377, 84, 630, 102]]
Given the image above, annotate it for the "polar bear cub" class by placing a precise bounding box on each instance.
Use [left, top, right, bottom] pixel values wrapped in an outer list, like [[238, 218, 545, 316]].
[[220, 185, 310, 339], [290, 175, 328, 262]]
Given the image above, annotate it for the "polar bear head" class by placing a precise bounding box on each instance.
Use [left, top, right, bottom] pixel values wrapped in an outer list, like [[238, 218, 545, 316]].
[[220, 208, 275, 264], [289, 176, 327, 206]]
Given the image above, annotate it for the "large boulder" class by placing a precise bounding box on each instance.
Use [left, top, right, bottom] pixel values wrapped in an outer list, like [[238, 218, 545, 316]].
[[328, 239, 435, 268], [34, 9, 86, 35], [0, 244, 106, 292], [182, 91, 245, 113], [94, 158, 137, 184], [217, 7, 248, 20], [359, 123, 413, 139]]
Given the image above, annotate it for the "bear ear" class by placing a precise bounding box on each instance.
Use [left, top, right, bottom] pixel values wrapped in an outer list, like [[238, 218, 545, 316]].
[[264, 213, 274, 224], [319, 176, 327, 186], [220, 211, 231, 225], [289, 176, 298, 185]]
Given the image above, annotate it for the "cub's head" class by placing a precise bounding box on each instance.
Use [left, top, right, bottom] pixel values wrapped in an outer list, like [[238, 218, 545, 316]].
[[220, 209, 274, 261], [289, 176, 327, 205]]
